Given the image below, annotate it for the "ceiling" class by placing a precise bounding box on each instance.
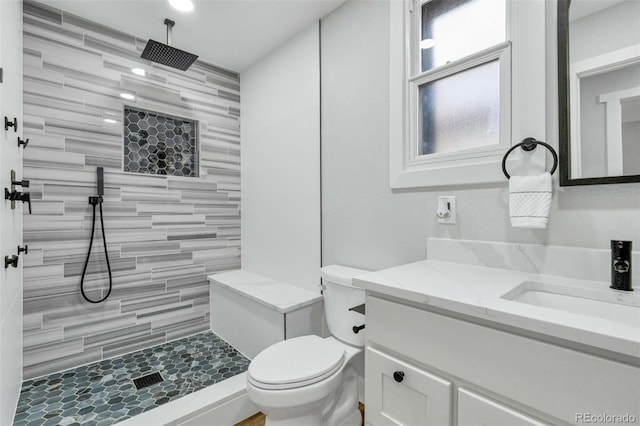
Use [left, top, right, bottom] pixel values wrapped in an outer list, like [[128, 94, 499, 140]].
[[35, 0, 346, 72], [570, 0, 627, 21]]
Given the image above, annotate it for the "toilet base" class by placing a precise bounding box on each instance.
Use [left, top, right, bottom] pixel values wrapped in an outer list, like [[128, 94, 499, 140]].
[[334, 409, 361, 426], [248, 337, 362, 426], [260, 364, 360, 426], [263, 405, 360, 426], [265, 410, 323, 426]]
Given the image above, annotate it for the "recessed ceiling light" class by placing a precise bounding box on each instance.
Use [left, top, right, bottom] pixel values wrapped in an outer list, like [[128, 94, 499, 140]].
[[420, 38, 436, 49], [120, 93, 136, 100], [104, 118, 118, 124], [131, 68, 146, 76], [169, 0, 194, 12]]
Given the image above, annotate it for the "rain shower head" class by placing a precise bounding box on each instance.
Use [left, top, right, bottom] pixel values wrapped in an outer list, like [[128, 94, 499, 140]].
[[141, 19, 198, 71]]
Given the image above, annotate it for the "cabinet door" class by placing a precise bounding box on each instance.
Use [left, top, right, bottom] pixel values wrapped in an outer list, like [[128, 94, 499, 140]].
[[458, 388, 549, 426], [365, 347, 452, 426]]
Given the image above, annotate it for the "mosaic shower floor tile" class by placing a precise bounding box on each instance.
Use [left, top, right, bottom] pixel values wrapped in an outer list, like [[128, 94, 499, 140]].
[[13, 331, 250, 426]]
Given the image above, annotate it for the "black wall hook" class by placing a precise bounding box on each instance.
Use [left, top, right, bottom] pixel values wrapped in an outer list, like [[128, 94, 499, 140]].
[[4, 116, 18, 132], [18, 137, 29, 148], [5, 255, 18, 269], [502, 138, 558, 179]]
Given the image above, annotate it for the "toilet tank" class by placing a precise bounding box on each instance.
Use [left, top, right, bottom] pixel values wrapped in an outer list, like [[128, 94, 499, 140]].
[[320, 265, 370, 347]]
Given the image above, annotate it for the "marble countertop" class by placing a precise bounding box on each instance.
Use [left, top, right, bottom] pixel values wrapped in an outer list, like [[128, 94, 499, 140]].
[[354, 260, 640, 359]]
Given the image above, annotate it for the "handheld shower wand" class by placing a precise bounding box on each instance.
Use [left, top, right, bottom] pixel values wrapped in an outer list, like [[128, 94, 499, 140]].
[[97, 166, 104, 196], [80, 167, 113, 303]]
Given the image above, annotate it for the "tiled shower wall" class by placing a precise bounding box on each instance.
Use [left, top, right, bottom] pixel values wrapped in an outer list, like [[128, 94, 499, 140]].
[[21, 1, 241, 379]]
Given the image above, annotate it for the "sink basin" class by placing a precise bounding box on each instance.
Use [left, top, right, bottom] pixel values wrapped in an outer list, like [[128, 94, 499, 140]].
[[502, 281, 640, 326]]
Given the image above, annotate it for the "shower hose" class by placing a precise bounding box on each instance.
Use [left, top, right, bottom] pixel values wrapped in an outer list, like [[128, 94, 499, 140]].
[[80, 198, 112, 303]]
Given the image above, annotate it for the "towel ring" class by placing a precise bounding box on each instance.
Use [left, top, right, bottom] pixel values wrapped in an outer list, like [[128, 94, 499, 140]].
[[502, 137, 558, 179]]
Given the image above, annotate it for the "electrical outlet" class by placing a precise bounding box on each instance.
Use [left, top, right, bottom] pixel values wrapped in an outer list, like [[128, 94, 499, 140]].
[[437, 196, 456, 224]]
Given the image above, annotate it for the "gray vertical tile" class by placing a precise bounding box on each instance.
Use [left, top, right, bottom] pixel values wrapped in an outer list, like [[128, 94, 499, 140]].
[[22, 2, 240, 378]]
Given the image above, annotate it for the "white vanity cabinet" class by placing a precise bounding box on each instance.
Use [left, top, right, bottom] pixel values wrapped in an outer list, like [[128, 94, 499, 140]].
[[364, 294, 640, 426], [365, 346, 544, 426], [457, 388, 548, 426], [366, 347, 451, 425]]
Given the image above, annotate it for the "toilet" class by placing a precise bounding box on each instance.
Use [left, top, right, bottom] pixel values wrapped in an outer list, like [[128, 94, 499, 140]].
[[246, 265, 369, 426]]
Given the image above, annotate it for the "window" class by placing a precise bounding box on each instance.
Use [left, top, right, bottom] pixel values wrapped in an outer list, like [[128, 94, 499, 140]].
[[413, 0, 507, 159], [389, 0, 546, 188]]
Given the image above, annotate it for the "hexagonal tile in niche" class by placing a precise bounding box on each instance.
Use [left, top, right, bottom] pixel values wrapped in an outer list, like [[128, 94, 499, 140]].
[[123, 107, 198, 177]]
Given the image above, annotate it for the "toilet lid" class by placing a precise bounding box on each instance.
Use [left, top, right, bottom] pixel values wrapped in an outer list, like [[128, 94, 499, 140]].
[[248, 335, 345, 390]]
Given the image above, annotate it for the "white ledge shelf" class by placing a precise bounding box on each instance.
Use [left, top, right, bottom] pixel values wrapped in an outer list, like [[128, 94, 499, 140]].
[[208, 270, 322, 314]]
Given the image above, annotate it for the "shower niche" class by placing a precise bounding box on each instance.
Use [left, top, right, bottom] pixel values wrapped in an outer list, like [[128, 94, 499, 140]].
[[123, 107, 199, 177]]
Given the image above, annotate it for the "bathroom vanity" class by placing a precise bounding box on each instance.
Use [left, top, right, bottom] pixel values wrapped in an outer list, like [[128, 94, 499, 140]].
[[355, 240, 640, 426]]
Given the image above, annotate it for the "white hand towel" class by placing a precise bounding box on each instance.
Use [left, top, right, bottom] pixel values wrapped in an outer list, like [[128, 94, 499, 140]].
[[509, 172, 552, 228]]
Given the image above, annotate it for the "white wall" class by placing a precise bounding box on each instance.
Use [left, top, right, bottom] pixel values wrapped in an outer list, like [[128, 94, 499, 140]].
[[320, 0, 640, 272], [241, 23, 321, 292], [570, 0, 640, 63], [0, 0, 24, 423]]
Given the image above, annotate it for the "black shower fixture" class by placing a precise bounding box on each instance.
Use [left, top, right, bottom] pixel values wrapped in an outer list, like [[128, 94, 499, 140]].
[[80, 167, 113, 304], [141, 19, 198, 71]]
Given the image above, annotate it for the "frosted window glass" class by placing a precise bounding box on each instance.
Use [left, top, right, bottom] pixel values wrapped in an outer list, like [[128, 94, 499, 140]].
[[421, 0, 505, 72], [418, 60, 500, 156]]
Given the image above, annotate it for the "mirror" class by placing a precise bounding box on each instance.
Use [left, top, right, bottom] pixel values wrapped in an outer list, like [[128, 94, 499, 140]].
[[558, 0, 640, 186]]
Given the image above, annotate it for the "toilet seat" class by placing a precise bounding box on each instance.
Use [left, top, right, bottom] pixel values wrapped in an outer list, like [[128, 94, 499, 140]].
[[248, 335, 345, 390]]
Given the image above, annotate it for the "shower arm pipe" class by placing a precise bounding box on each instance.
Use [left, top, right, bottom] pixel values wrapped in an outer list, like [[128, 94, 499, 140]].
[[165, 19, 175, 45]]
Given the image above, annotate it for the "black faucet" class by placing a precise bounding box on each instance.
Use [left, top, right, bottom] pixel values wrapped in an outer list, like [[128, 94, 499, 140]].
[[610, 240, 633, 291], [4, 189, 32, 214]]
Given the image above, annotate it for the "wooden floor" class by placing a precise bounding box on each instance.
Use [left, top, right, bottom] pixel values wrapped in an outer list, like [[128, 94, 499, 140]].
[[235, 403, 365, 426], [235, 412, 265, 426]]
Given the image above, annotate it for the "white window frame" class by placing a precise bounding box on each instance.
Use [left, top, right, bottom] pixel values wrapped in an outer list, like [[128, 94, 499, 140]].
[[389, 0, 547, 189]]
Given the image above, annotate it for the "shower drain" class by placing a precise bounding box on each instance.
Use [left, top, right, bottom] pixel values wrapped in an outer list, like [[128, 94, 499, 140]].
[[133, 372, 164, 390]]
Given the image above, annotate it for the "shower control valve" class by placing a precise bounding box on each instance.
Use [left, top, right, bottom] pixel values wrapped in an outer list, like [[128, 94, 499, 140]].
[[22, 192, 32, 214], [5, 189, 32, 214], [11, 178, 29, 188]]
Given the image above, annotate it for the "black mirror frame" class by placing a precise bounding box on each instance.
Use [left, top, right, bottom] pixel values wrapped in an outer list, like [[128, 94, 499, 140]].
[[558, 0, 640, 186]]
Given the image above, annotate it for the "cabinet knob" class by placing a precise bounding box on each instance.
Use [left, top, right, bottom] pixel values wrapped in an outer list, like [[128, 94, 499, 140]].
[[393, 371, 405, 383]]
